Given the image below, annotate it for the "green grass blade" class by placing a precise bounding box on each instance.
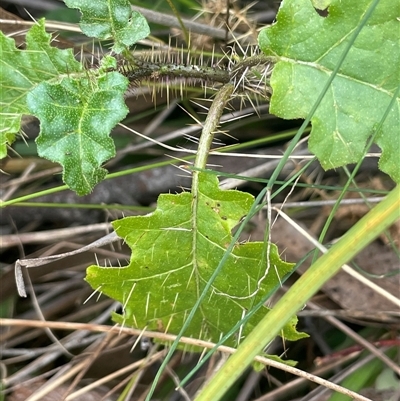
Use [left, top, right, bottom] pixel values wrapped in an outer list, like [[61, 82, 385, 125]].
[[194, 185, 400, 401]]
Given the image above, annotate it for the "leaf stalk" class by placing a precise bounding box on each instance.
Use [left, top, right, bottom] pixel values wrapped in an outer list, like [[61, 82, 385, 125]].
[[144, 82, 234, 401]]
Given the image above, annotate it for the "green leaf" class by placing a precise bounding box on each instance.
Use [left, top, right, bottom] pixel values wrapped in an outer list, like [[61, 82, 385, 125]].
[[64, 0, 150, 53], [27, 60, 129, 195], [258, 0, 400, 183], [0, 19, 82, 158], [0, 20, 129, 194], [86, 172, 306, 348]]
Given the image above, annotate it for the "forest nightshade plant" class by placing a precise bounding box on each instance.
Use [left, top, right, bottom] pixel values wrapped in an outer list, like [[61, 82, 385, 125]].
[[1, 0, 398, 189], [1, 0, 399, 400]]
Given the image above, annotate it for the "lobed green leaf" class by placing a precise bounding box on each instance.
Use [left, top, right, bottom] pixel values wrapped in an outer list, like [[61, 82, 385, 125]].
[[86, 172, 306, 348], [258, 0, 400, 183]]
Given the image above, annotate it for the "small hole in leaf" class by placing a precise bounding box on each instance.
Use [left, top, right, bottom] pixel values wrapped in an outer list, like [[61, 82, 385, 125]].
[[315, 7, 328, 17], [312, 0, 330, 17]]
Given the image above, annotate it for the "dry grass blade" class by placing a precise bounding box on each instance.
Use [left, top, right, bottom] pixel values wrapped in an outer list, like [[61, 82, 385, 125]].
[[0, 318, 377, 401]]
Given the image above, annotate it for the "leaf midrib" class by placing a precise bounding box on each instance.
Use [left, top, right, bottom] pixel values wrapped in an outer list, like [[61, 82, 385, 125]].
[[279, 56, 396, 97]]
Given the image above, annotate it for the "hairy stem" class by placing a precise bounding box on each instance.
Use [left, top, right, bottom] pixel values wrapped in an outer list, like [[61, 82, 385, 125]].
[[230, 54, 275, 80], [119, 59, 231, 84], [194, 83, 235, 171], [117, 53, 275, 87]]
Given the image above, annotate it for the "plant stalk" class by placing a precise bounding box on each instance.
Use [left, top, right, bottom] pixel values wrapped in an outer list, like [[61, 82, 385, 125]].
[[119, 59, 231, 84], [144, 82, 234, 401], [118, 54, 274, 87]]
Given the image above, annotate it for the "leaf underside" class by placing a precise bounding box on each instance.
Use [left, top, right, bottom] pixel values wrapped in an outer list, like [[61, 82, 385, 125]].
[[86, 172, 306, 349], [258, 0, 400, 183]]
